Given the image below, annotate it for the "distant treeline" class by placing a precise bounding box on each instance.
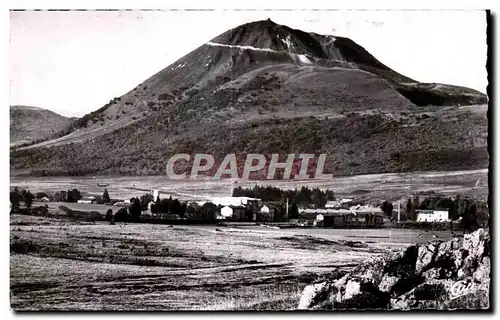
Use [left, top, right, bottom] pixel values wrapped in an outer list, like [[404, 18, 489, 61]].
[[232, 185, 335, 207]]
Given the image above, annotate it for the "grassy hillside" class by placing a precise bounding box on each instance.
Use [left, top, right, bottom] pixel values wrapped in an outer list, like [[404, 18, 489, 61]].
[[10, 106, 73, 147], [10, 103, 488, 177]]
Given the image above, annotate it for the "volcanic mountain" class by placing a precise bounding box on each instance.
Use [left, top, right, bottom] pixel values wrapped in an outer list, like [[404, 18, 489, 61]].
[[10, 19, 488, 177], [10, 105, 74, 148]]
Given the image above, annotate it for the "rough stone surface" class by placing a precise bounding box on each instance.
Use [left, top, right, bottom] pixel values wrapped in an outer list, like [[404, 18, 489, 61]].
[[298, 229, 490, 310]]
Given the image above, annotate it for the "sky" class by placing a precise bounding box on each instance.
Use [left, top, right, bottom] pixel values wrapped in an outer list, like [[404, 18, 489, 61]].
[[9, 10, 488, 117]]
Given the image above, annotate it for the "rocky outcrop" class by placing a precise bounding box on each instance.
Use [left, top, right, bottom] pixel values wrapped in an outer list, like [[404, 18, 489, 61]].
[[298, 229, 490, 310]]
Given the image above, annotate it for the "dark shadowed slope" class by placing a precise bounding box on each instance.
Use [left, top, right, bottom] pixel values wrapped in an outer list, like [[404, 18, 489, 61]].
[[10, 19, 488, 177]]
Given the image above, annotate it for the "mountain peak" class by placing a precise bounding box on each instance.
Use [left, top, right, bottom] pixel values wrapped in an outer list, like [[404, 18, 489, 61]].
[[11, 19, 488, 177], [209, 19, 333, 59]]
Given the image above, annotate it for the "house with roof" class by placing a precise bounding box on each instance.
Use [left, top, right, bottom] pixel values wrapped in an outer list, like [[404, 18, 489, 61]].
[[325, 200, 341, 208], [219, 205, 246, 221], [416, 210, 450, 222], [77, 196, 95, 204]]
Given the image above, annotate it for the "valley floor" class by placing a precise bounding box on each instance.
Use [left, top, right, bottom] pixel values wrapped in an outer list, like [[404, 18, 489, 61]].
[[10, 214, 460, 311], [10, 168, 488, 203]]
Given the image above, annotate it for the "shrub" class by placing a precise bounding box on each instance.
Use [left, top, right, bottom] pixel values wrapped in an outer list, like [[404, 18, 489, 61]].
[[105, 209, 113, 221], [380, 201, 394, 216], [115, 207, 130, 222], [103, 189, 110, 203], [140, 194, 154, 211], [129, 198, 142, 221], [158, 92, 173, 101]]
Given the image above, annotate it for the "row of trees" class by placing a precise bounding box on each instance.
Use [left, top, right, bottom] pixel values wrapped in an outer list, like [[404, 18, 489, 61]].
[[53, 189, 83, 203], [232, 185, 335, 207], [106, 196, 219, 222], [150, 196, 187, 217]]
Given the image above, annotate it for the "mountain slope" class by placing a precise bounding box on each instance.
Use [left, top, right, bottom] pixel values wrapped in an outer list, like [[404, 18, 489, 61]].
[[10, 105, 74, 147], [10, 19, 489, 177]]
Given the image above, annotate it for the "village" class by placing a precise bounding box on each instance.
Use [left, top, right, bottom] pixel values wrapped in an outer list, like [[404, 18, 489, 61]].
[[11, 184, 467, 230]]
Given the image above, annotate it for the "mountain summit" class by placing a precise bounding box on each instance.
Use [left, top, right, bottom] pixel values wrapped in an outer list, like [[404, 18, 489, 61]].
[[11, 20, 488, 177], [209, 19, 409, 78]]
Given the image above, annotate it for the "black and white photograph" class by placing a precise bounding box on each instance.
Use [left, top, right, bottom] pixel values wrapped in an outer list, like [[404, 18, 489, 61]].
[[7, 8, 491, 311]]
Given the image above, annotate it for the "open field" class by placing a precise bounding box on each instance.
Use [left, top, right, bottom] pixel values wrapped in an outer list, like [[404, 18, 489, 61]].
[[10, 168, 488, 203], [10, 214, 462, 311], [33, 201, 114, 215]]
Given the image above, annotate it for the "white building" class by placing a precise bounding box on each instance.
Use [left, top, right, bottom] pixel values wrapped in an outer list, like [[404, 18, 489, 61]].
[[77, 199, 93, 204], [325, 201, 340, 208], [77, 196, 95, 204], [209, 196, 261, 207], [221, 206, 233, 218], [416, 210, 450, 222], [260, 205, 270, 213], [299, 208, 352, 215], [152, 190, 169, 201], [350, 205, 383, 215]]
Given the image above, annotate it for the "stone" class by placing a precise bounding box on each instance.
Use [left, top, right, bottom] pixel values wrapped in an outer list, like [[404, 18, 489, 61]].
[[415, 242, 438, 274], [299, 229, 490, 310], [389, 279, 455, 310], [334, 280, 390, 310], [349, 257, 385, 284], [463, 228, 489, 258], [341, 279, 361, 301], [422, 268, 441, 281], [297, 282, 328, 310], [379, 275, 399, 292]]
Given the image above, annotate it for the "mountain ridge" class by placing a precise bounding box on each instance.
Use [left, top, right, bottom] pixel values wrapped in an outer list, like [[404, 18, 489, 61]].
[[10, 19, 488, 177]]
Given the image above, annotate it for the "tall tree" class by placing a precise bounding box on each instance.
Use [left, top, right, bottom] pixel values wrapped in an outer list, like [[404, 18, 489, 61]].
[[115, 207, 129, 222], [290, 203, 299, 219], [381, 201, 394, 216], [410, 195, 421, 221], [66, 190, 74, 203], [179, 203, 187, 218], [72, 189, 82, 202], [103, 188, 110, 203], [201, 202, 217, 221], [171, 199, 181, 214], [140, 193, 154, 211], [325, 189, 335, 201], [406, 198, 413, 220], [10, 189, 23, 211], [23, 190, 35, 209], [129, 198, 142, 221], [105, 208, 113, 221]]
